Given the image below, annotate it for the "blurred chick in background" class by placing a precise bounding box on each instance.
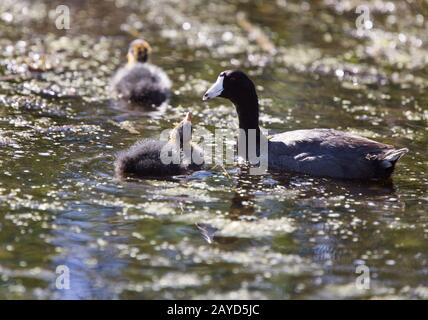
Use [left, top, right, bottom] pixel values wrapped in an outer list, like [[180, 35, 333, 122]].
[[111, 39, 171, 106]]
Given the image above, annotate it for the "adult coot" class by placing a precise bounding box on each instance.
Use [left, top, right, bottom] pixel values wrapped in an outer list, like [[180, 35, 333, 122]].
[[203, 70, 408, 180]]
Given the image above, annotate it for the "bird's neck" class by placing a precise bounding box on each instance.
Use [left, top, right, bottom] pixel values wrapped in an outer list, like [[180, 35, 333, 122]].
[[232, 90, 261, 133], [231, 91, 263, 159]]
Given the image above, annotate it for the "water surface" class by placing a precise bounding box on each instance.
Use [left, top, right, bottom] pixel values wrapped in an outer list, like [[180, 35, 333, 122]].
[[0, 0, 427, 299]]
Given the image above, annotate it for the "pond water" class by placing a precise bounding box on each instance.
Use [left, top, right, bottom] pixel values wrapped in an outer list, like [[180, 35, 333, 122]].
[[0, 0, 427, 299]]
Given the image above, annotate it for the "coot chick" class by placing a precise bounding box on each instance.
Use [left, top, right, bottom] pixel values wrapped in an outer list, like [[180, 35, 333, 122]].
[[203, 70, 408, 180], [110, 39, 171, 106], [115, 113, 204, 179]]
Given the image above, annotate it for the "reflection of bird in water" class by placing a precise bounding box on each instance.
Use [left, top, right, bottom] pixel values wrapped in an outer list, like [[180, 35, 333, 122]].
[[110, 39, 171, 106], [271, 173, 397, 265], [228, 166, 260, 220], [196, 223, 217, 244], [195, 166, 262, 244], [271, 172, 396, 200]]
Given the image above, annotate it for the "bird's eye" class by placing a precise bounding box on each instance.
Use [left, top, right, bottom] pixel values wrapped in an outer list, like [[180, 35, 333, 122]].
[[220, 72, 226, 77]]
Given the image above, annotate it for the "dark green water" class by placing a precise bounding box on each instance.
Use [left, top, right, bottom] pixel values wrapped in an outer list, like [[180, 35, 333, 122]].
[[0, 0, 427, 299]]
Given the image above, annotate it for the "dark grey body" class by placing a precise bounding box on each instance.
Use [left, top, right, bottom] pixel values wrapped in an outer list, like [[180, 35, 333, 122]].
[[115, 139, 203, 179], [267, 129, 408, 180], [111, 63, 171, 106]]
